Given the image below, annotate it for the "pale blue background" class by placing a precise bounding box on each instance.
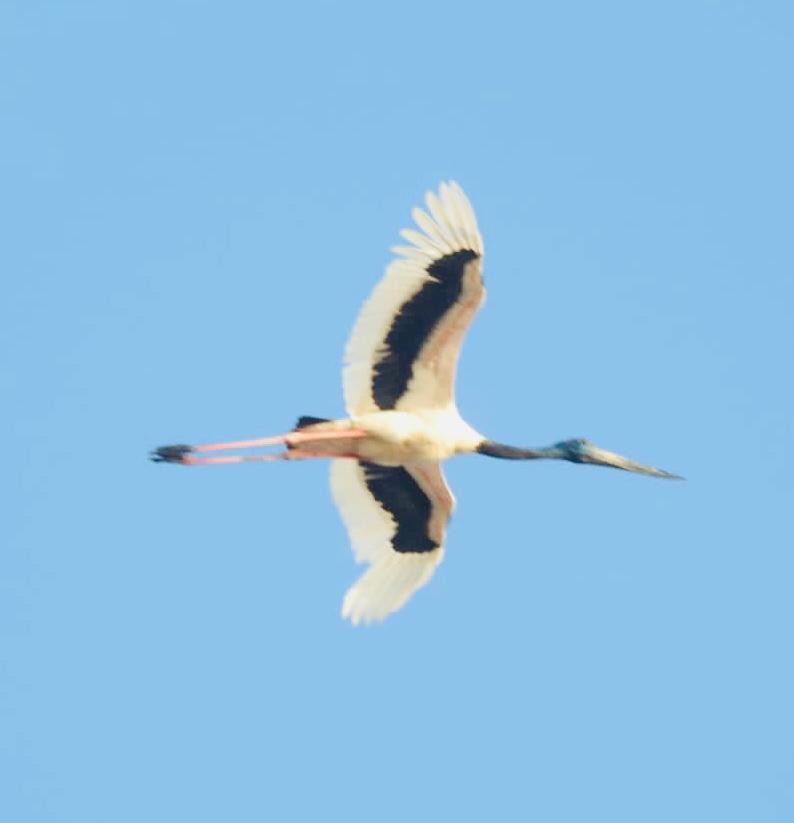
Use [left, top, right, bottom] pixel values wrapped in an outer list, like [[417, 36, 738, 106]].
[[3, 2, 793, 821]]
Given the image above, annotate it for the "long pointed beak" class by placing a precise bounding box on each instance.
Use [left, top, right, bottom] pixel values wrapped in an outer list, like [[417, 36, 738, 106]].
[[578, 442, 684, 479]]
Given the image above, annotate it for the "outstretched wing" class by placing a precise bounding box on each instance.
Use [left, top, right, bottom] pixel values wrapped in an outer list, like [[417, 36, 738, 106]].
[[343, 181, 485, 415], [329, 458, 456, 625]]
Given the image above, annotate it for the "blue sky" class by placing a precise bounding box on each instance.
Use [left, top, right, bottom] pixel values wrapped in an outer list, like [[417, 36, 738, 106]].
[[3, 1, 793, 820]]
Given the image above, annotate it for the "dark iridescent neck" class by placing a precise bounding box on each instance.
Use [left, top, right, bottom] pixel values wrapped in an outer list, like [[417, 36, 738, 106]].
[[476, 440, 562, 460]]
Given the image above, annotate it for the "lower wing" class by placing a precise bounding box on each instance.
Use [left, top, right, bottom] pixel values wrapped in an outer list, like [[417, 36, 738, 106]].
[[329, 459, 455, 625]]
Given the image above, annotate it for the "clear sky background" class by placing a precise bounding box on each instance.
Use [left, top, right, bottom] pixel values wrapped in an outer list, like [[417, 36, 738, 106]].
[[3, 2, 793, 821]]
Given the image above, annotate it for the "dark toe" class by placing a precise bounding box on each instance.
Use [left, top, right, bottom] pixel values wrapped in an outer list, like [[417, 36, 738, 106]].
[[150, 444, 193, 463]]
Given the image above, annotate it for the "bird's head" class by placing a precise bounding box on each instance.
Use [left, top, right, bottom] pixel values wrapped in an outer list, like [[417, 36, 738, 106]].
[[553, 438, 596, 462], [554, 438, 683, 479]]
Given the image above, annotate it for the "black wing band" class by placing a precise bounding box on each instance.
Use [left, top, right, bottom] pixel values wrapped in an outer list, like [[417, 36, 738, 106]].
[[371, 249, 479, 410], [360, 462, 439, 553]]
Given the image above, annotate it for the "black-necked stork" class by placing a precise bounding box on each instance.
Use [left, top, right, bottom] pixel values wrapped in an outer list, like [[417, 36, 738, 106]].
[[153, 182, 681, 625]]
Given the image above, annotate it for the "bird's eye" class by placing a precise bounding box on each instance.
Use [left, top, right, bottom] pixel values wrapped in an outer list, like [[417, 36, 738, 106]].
[[569, 438, 592, 455], [554, 438, 588, 453]]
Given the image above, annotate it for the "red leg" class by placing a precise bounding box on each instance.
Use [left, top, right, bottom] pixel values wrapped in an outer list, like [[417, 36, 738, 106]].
[[190, 435, 287, 452], [151, 428, 368, 465], [189, 427, 367, 453], [181, 449, 360, 465]]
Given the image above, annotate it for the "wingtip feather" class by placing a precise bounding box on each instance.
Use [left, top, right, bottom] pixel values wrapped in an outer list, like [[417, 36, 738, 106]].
[[341, 550, 444, 626]]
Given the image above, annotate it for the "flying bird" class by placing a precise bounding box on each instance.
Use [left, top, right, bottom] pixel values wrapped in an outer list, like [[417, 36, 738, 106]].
[[153, 182, 680, 624]]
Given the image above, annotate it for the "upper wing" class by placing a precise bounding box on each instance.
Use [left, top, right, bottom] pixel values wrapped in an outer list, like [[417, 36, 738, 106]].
[[329, 458, 456, 625], [343, 181, 485, 415]]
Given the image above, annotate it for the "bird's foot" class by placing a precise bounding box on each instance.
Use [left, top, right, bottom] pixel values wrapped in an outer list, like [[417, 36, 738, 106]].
[[150, 444, 194, 464]]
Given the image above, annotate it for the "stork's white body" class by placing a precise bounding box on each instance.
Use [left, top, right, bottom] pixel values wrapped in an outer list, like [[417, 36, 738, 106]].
[[302, 408, 483, 465]]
